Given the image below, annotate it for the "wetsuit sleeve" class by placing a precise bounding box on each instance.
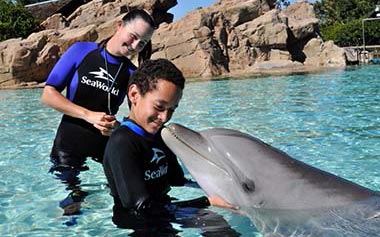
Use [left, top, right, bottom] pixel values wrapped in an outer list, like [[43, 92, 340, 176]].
[[173, 196, 210, 208], [45, 42, 97, 92], [103, 130, 150, 210]]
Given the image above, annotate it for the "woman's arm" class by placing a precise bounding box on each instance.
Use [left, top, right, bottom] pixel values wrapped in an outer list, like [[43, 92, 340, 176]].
[[41, 85, 116, 136], [41, 42, 117, 135]]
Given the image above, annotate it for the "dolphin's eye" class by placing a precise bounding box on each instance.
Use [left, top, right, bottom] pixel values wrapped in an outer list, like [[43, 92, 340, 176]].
[[242, 180, 255, 193]]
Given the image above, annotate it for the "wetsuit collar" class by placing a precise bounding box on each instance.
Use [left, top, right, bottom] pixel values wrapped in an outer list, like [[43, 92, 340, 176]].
[[100, 47, 128, 64], [120, 118, 155, 139]]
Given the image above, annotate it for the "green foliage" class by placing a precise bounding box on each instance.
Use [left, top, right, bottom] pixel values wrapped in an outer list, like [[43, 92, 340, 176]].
[[315, 0, 375, 27], [0, 0, 39, 41], [322, 20, 363, 46], [363, 20, 380, 45], [314, 0, 380, 46]]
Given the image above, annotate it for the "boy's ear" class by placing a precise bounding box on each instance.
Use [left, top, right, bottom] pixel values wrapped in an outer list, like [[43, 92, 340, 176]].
[[128, 84, 139, 105]]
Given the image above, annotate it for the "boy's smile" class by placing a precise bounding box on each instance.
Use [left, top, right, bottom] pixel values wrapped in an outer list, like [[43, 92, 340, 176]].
[[129, 79, 182, 135]]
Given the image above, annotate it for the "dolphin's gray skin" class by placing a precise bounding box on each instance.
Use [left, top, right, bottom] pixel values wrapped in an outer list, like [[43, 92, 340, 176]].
[[161, 123, 380, 237]]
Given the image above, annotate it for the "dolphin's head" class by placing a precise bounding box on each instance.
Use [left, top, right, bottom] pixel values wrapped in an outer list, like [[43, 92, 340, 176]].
[[162, 123, 376, 210], [162, 123, 266, 208]]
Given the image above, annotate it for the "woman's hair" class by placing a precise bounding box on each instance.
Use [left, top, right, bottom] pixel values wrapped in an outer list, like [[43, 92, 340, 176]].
[[128, 59, 185, 108], [121, 8, 156, 29]]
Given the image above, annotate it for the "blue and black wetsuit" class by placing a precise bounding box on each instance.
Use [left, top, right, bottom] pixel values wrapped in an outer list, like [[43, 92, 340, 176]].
[[46, 41, 135, 191], [103, 118, 208, 215], [103, 119, 240, 236]]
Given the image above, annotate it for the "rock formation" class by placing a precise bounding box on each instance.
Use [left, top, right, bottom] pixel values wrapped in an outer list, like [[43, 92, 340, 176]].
[[0, 0, 346, 89]]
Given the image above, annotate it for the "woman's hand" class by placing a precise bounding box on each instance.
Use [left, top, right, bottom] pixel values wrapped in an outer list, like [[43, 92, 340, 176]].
[[88, 112, 118, 136], [41, 86, 120, 136]]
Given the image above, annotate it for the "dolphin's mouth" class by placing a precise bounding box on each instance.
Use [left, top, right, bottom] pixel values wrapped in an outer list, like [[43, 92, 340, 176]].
[[163, 125, 207, 159], [162, 125, 230, 176], [164, 125, 180, 140]]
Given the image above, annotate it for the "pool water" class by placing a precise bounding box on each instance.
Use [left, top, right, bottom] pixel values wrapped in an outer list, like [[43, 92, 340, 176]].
[[0, 65, 379, 236]]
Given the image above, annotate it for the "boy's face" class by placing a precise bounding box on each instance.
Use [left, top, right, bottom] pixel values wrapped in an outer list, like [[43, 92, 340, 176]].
[[128, 79, 182, 134]]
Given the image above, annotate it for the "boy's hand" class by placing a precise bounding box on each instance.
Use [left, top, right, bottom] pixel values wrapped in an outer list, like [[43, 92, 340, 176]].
[[208, 196, 239, 210]]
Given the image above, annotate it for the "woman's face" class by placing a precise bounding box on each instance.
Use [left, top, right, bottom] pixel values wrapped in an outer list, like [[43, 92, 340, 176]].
[[116, 18, 154, 56], [128, 79, 182, 135]]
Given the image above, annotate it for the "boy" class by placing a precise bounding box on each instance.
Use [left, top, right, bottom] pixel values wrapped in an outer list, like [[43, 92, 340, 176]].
[[103, 59, 234, 233]]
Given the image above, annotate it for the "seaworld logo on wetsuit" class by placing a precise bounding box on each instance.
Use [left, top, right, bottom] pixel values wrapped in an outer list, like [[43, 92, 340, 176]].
[[80, 67, 120, 96], [144, 148, 168, 181], [151, 148, 165, 164]]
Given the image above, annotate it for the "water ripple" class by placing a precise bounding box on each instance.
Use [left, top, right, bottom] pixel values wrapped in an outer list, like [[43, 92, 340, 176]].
[[1, 66, 379, 236]]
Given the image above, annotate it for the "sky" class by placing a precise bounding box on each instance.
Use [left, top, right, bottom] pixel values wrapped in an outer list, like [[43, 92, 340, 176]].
[[169, 0, 316, 21], [169, 0, 216, 21]]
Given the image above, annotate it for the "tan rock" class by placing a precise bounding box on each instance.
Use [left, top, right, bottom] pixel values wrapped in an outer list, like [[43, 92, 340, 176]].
[[0, 0, 348, 89], [238, 9, 288, 48], [40, 14, 68, 30], [270, 49, 291, 61], [281, 0, 319, 40], [0, 0, 166, 88], [304, 38, 346, 67]]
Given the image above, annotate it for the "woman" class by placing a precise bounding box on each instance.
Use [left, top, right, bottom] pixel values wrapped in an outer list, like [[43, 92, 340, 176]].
[[41, 9, 155, 215]]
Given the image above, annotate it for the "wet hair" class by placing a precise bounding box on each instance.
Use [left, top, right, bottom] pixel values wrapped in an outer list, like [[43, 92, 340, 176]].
[[121, 8, 156, 29], [128, 59, 185, 108], [138, 40, 152, 66]]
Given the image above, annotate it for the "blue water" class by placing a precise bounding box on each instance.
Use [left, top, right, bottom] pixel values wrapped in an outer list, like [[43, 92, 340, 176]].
[[0, 65, 379, 236]]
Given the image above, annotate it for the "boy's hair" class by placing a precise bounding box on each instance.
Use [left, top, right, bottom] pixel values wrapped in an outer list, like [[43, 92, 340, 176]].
[[128, 59, 185, 108]]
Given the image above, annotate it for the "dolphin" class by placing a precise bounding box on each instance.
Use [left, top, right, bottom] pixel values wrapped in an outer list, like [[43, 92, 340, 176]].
[[161, 123, 380, 237]]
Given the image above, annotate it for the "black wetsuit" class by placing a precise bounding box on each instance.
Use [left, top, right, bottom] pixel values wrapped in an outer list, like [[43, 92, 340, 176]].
[[103, 119, 210, 227], [46, 41, 135, 191], [103, 119, 241, 236]]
